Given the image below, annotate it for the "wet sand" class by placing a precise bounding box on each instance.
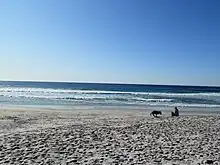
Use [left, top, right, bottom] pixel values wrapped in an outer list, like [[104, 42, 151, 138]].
[[0, 109, 220, 165]]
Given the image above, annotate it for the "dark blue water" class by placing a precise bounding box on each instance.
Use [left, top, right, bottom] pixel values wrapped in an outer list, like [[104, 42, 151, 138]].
[[1, 81, 220, 108]]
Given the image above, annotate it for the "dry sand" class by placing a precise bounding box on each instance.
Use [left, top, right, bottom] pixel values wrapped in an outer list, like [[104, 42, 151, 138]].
[[0, 109, 220, 165]]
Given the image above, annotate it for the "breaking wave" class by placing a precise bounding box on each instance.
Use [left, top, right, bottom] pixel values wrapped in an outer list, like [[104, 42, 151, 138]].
[[1, 87, 220, 107]]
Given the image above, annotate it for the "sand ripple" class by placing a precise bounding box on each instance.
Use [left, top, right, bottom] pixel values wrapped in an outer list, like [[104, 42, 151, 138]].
[[0, 110, 220, 164]]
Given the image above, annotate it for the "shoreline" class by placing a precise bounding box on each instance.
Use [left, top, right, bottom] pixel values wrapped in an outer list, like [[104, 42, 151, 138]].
[[0, 108, 220, 164], [1, 105, 220, 115]]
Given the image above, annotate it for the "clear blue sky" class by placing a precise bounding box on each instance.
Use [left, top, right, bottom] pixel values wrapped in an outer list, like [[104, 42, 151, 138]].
[[0, 0, 219, 86]]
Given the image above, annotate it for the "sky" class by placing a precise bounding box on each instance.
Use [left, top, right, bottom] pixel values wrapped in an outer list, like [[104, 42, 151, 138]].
[[0, 0, 220, 86]]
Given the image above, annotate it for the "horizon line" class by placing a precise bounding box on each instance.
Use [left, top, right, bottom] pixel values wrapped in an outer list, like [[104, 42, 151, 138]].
[[0, 79, 220, 88]]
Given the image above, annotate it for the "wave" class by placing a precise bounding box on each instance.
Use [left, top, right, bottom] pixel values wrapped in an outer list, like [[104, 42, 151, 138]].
[[0, 94, 174, 103], [1, 87, 220, 108], [55, 97, 174, 102], [1, 87, 220, 96], [1, 87, 220, 100]]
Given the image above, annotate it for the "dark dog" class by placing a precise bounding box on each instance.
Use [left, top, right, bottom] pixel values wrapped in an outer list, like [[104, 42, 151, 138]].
[[150, 110, 162, 117]]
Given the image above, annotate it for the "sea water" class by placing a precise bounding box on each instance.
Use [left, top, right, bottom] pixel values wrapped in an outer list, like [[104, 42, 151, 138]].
[[1, 81, 220, 112]]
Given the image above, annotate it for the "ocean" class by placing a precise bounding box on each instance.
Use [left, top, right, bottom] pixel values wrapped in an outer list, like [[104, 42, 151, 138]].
[[1, 81, 220, 110]]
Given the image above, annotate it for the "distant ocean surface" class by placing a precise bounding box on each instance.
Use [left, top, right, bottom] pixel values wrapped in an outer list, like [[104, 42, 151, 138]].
[[1, 81, 220, 109]]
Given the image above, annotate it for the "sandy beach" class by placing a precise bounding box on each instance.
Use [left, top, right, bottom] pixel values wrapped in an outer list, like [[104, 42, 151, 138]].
[[0, 109, 220, 165]]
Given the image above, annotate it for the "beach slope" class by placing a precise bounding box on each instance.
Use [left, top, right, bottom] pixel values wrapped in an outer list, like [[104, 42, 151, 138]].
[[0, 109, 220, 164]]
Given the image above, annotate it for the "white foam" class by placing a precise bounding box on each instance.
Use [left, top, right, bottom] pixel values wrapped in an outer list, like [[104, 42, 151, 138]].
[[1, 87, 220, 108], [1, 87, 220, 96]]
